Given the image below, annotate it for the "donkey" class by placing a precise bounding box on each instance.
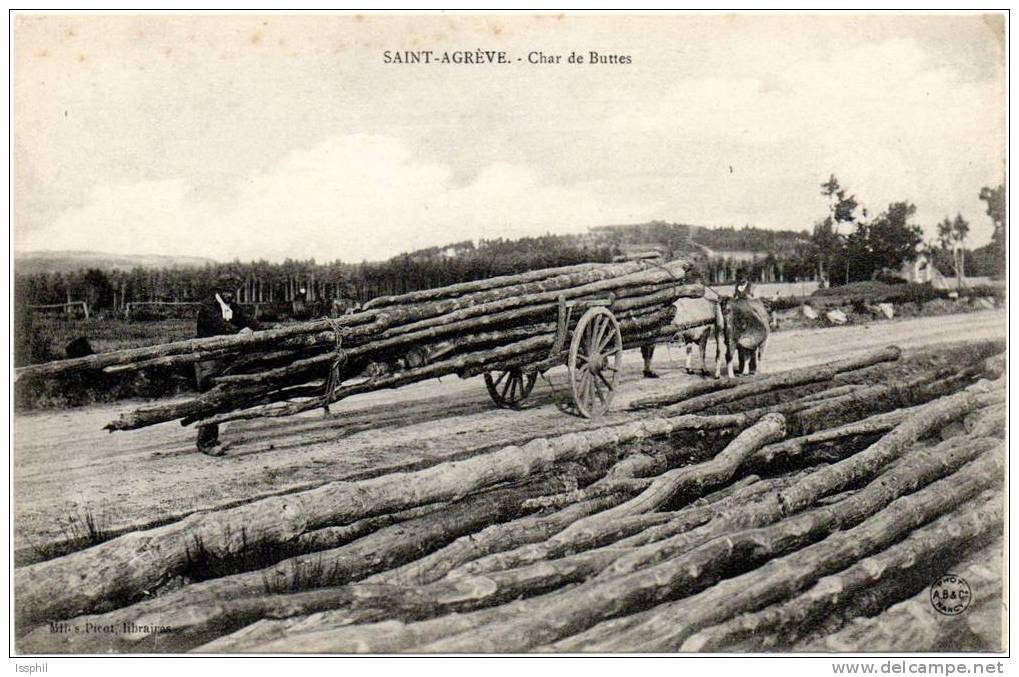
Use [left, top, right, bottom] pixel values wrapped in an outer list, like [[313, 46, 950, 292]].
[[719, 281, 770, 377], [674, 294, 727, 379]]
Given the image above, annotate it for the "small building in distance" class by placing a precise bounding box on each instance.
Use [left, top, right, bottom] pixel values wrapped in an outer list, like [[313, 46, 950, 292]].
[[894, 254, 1000, 290]]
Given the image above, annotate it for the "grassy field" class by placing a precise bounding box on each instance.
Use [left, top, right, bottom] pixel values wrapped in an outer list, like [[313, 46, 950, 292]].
[[30, 317, 196, 358]]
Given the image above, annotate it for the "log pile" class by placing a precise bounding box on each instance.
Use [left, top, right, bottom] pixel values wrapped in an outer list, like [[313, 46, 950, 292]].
[[14, 337, 1006, 654], [14, 260, 699, 429]]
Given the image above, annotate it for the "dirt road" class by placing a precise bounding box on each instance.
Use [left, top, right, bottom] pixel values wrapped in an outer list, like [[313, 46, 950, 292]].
[[13, 309, 1007, 562]]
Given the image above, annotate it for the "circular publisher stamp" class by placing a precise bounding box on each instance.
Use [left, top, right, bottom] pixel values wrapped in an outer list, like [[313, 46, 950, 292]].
[[930, 574, 971, 615]]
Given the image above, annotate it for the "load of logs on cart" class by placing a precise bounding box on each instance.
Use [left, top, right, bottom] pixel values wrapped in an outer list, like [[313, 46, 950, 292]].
[[13, 259, 706, 429], [15, 339, 1006, 653]]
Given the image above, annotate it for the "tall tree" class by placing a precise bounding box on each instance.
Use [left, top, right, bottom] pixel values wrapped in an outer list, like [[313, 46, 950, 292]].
[[860, 202, 924, 275], [979, 184, 1005, 273], [815, 174, 860, 284], [934, 213, 970, 287]]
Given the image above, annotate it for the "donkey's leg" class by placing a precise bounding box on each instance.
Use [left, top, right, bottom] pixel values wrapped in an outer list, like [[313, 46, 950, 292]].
[[698, 332, 710, 377], [725, 334, 736, 379], [684, 339, 694, 374], [713, 331, 723, 379], [641, 343, 659, 378]]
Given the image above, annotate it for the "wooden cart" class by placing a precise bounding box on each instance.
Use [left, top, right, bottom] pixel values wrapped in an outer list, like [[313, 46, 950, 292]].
[[481, 294, 623, 418]]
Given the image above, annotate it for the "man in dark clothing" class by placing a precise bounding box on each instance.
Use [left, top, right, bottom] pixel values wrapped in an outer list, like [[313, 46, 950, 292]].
[[194, 274, 258, 455]]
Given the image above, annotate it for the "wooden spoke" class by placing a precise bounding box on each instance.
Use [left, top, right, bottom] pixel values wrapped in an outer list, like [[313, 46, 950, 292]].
[[569, 306, 623, 419], [485, 369, 537, 409], [500, 374, 513, 400]]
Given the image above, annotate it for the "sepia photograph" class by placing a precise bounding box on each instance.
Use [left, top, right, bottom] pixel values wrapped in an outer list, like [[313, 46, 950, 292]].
[[10, 10, 1008, 658]]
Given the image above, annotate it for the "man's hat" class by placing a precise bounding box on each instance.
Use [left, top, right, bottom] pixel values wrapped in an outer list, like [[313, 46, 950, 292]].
[[213, 273, 241, 292]]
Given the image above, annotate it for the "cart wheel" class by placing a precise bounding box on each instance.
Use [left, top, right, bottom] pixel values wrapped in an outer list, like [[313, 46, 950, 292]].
[[484, 368, 537, 409], [569, 306, 622, 418]]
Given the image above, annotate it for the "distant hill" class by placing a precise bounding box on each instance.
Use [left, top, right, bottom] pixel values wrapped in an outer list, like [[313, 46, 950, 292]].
[[14, 250, 216, 275], [584, 222, 809, 257]]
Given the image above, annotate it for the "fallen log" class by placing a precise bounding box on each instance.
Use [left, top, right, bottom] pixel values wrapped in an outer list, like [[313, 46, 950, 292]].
[[16, 473, 572, 652], [795, 537, 1004, 652], [599, 384, 992, 581], [365, 495, 628, 586], [588, 447, 1003, 652], [19, 410, 746, 628], [629, 346, 902, 411], [427, 437, 1000, 653], [547, 414, 786, 540], [521, 437, 764, 513], [291, 503, 447, 554], [451, 416, 783, 575], [20, 470, 765, 653], [127, 480, 767, 653], [683, 491, 1004, 651], [199, 474, 794, 653], [659, 346, 903, 415], [451, 474, 792, 580]]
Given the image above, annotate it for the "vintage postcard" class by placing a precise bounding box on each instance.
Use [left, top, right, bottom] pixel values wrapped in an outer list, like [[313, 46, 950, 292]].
[[10, 11, 1007, 659]]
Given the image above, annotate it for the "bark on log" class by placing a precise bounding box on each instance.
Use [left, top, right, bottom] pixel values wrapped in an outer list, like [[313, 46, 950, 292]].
[[291, 503, 447, 554], [192, 306, 677, 427], [542, 413, 785, 548], [657, 346, 903, 415], [22, 468, 755, 653], [683, 491, 1004, 651], [629, 346, 901, 411], [20, 410, 740, 628], [362, 262, 603, 309], [21, 261, 687, 383], [199, 474, 792, 653], [453, 474, 789, 580], [599, 384, 992, 581], [16, 474, 571, 652], [15, 311, 381, 381], [366, 495, 627, 586], [964, 404, 1006, 438], [424, 438, 1000, 653], [587, 447, 1003, 652], [795, 537, 1004, 652], [521, 445, 763, 513]]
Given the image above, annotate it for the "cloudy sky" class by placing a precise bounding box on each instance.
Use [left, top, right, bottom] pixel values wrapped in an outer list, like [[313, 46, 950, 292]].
[[14, 13, 1006, 262]]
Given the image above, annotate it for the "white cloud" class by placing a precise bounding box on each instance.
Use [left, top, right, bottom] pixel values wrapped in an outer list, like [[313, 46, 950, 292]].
[[14, 16, 1005, 258], [18, 134, 658, 262]]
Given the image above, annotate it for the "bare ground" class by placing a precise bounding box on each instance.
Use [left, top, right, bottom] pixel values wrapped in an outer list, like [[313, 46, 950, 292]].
[[13, 309, 1007, 564]]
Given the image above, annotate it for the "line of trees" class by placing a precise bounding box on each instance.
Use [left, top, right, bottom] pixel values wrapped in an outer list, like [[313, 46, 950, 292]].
[[14, 178, 1005, 315], [809, 176, 1004, 287], [14, 235, 616, 315]]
